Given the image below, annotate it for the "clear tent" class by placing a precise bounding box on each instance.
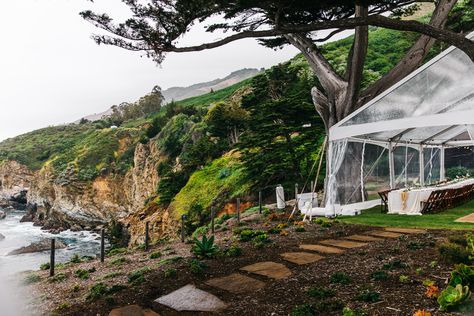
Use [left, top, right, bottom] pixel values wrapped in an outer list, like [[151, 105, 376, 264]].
[[326, 31, 474, 214]]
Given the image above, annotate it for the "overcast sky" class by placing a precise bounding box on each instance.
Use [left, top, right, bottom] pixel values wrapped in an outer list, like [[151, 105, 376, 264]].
[[0, 0, 303, 141]]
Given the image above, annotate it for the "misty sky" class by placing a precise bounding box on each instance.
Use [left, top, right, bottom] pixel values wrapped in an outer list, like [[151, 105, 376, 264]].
[[0, 0, 303, 141]]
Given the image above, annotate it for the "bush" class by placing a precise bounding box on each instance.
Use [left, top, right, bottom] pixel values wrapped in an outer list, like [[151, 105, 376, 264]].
[[102, 272, 122, 280], [164, 268, 177, 278], [149, 251, 162, 259], [224, 244, 242, 257], [240, 229, 266, 242], [382, 259, 408, 270], [291, 304, 314, 316], [330, 272, 351, 284], [357, 288, 380, 302], [128, 267, 150, 285], [49, 272, 67, 283], [313, 299, 344, 313], [438, 242, 471, 265], [74, 269, 90, 280], [448, 264, 474, 288], [40, 262, 50, 271], [295, 226, 306, 232], [87, 283, 109, 300], [370, 271, 389, 281], [109, 257, 130, 266], [192, 235, 219, 258], [306, 287, 335, 299], [69, 253, 82, 264], [192, 226, 209, 239], [189, 259, 208, 275]]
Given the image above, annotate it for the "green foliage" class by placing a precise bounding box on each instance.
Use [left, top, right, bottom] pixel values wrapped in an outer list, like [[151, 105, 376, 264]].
[[69, 254, 82, 264], [382, 260, 408, 270], [49, 272, 67, 283], [23, 273, 41, 285], [189, 259, 208, 275], [107, 219, 130, 249], [447, 166, 473, 179], [437, 284, 471, 311], [223, 244, 242, 257], [399, 275, 410, 283], [107, 247, 128, 257], [164, 268, 177, 278], [466, 233, 474, 260], [149, 251, 162, 259], [342, 307, 367, 316], [370, 270, 389, 281], [306, 287, 335, 299], [192, 235, 219, 258], [239, 229, 266, 242], [102, 272, 122, 280], [438, 242, 471, 265], [356, 288, 381, 302], [109, 257, 129, 266], [449, 264, 474, 288], [87, 283, 109, 300], [330, 272, 351, 284], [40, 262, 50, 271], [74, 269, 90, 280], [128, 267, 150, 285], [291, 304, 315, 316]]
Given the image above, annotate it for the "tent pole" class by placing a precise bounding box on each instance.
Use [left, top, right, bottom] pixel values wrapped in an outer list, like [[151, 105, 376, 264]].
[[404, 141, 409, 187], [419, 144, 425, 186], [389, 142, 395, 189], [440, 145, 446, 181]]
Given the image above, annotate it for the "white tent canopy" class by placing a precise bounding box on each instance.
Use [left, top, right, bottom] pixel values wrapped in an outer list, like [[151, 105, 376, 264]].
[[325, 31, 474, 213]]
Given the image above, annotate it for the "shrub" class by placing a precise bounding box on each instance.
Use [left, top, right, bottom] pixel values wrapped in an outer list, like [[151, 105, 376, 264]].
[[416, 268, 424, 275], [40, 263, 50, 271], [71, 284, 81, 292], [291, 304, 314, 316], [109, 257, 129, 266], [74, 269, 90, 280], [189, 259, 208, 275], [321, 221, 332, 228], [108, 284, 127, 294], [437, 284, 471, 311], [306, 287, 335, 299], [87, 283, 109, 300], [128, 267, 150, 285], [240, 229, 266, 242], [192, 226, 209, 239], [164, 268, 177, 278], [23, 273, 41, 285], [448, 264, 474, 288], [267, 227, 281, 234], [437, 242, 471, 265], [357, 288, 380, 302], [107, 247, 128, 257], [448, 234, 468, 247], [314, 299, 344, 313], [149, 251, 162, 259], [382, 260, 408, 270], [49, 272, 67, 283], [192, 235, 219, 258], [330, 272, 351, 284], [370, 271, 389, 281], [224, 244, 242, 257], [399, 275, 410, 283], [342, 307, 367, 316], [69, 253, 82, 264], [102, 272, 122, 280]]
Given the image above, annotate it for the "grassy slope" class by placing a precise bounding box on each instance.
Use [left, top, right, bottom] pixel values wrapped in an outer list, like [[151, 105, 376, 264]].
[[339, 200, 474, 230]]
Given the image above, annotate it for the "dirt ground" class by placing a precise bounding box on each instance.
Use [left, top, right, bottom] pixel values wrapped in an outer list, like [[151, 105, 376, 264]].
[[25, 212, 473, 316]]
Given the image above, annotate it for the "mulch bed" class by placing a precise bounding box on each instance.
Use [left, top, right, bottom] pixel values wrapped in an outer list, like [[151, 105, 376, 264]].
[[27, 214, 471, 316]]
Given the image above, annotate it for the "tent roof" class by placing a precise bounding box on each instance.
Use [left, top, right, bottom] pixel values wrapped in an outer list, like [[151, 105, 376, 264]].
[[330, 32, 474, 147]]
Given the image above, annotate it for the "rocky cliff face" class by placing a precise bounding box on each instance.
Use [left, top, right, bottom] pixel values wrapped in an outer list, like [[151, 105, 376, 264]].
[[0, 140, 175, 243]]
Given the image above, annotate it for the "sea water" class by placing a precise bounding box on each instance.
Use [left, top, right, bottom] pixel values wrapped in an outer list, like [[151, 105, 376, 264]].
[[0, 208, 103, 315]]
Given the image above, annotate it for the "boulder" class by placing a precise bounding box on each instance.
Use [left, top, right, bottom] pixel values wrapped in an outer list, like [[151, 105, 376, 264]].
[[20, 203, 37, 223], [0, 211, 5, 220], [8, 239, 66, 255]]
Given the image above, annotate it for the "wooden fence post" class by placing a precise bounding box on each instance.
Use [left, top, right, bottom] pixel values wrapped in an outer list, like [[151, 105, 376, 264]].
[[236, 198, 241, 222], [100, 229, 105, 263], [144, 221, 149, 251], [259, 191, 262, 214], [50, 239, 55, 277]]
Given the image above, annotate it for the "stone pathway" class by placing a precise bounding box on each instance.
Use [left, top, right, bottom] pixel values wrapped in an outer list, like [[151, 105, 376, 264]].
[[281, 252, 324, 265], [154, 284, 227, 312], [240, 261, 292, 279], [152, 224, 429, 314], [206, 273, 265, 294], [455, 213, 474, 223]]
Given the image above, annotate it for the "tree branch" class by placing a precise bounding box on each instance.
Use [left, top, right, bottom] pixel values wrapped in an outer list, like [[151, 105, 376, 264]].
[[343, 3, 369, 118], [359, 0, 459, 105]]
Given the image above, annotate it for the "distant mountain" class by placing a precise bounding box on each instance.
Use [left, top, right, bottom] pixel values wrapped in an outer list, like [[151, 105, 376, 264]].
[[78, 108, 114, 123], [162, 68, 262, 103]]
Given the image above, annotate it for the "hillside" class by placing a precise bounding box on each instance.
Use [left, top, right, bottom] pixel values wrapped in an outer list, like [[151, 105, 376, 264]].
[[0, 22, 460, 244]]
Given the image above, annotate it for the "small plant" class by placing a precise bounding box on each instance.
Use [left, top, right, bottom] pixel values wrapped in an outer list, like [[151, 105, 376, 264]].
[[267, 227, 281, 234], [23, 273, 41, 285], [69, 253, 82, 264], [149, 251, 162, 259], [437, 242, 471, 265], [342, 307, 367, 316], [189, 259, 208, 275], [109, 257, 129, 266], [466, 233, 474, 259], [239, 229, 256, 242], [429, 260, 438, 268], [330, 272, 351, 284], [407, 241, 423, 250], [321, 221, 332, 228], [413, 310, 432, 316], [71, 284, 81, 292], [383, 259, 407, 270], [426, 285, 440, 298], [49, 272, 67, 283], [295, 226, 306, 232], [74, 269, 90, 280], [370, 270, 388, 281], [107, 247, 128, 257], [192, 235, 219, 258], [192, 226, 209, 238], [448, 263, 474, 288], [356, 288, 380, 302], [423, 279, 435, 287], [40, 262, 50, 271], [224, 244, 242, 257], [108, 284, 127, 294], [87, 283, 109, 300], [399, 275, 410, 283], [416, 267, 424, 275], [314, 218, 324, 225], [56, 303, 70, 311], [102, 272, 122, 280], [306, 287, 335, 299], [313, 299, 344, 313], [164, 268, 177, 278], [437, 284, 471, 311], [128, 267, 150, 285], [291, 304, 314, 316]]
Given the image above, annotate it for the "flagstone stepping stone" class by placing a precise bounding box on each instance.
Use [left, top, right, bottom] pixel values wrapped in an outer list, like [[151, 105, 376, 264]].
[[206, 273, 265, 294], [455, 213, 474, 223], [109, 305, 160, 316], [367, 231, 402, 238], [319, 239, 367, 248], [281, 252, 324, 265], [299, 244, 345, 254], [384, 227, 427, 234], [345, 234, 383, 242], [240, 261, 292, 279], [154, 284, 227, 312]]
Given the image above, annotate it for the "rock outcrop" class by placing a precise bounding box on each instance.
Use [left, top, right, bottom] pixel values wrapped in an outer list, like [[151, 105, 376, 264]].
[[8, 239, 66, 255]]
